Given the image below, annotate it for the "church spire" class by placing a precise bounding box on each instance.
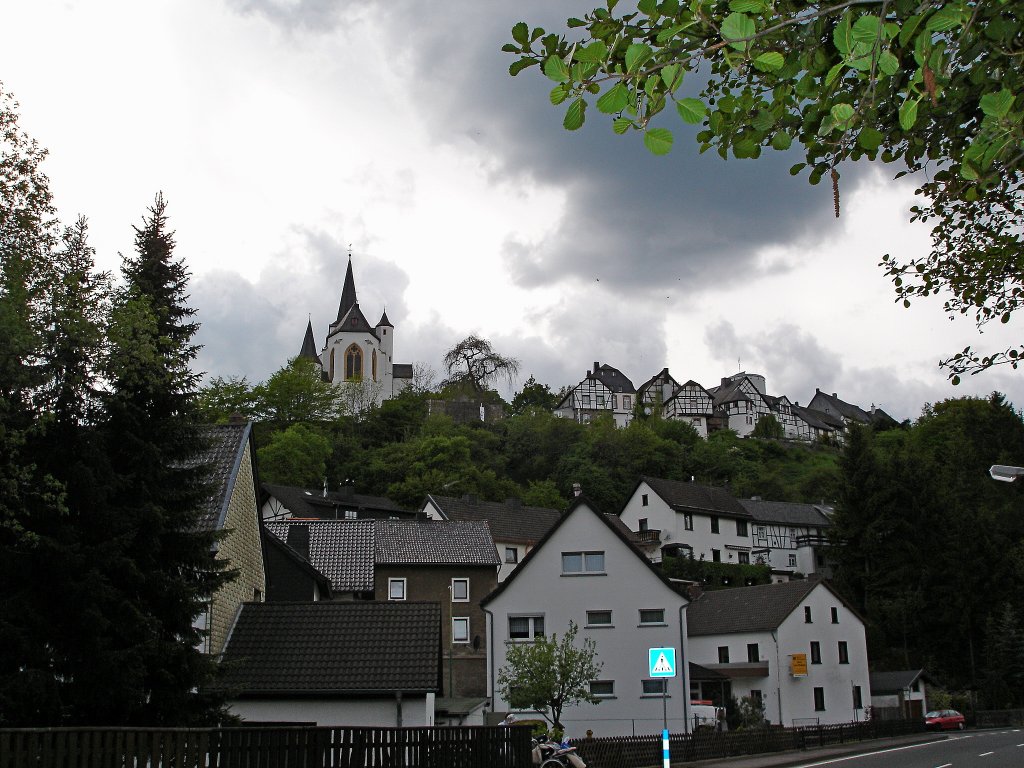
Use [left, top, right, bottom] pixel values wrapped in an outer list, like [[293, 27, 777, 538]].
[[298, 317, 318, 361], [336, 255, 357, 323]]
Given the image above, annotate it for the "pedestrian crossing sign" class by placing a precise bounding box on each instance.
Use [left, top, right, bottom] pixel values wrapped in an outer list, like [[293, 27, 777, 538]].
[[649, 647, 677, 678]]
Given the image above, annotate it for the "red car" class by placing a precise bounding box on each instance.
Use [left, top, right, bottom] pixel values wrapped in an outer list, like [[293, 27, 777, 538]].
[[925, 709, 965, 730]]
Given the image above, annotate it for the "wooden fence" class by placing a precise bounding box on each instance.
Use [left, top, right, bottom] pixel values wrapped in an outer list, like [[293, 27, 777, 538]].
[[569, 718, 928, 768], [0, 725, 533, 768]]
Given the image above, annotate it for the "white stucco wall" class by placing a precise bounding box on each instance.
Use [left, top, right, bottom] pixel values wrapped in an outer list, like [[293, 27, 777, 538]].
[[688, 584, 870, 726], [487, 502, 690, 738], [228, 694, 435, 727]]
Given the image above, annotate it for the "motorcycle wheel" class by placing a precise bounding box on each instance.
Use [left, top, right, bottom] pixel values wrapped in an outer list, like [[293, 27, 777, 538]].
[[540, 759, 567, 768]]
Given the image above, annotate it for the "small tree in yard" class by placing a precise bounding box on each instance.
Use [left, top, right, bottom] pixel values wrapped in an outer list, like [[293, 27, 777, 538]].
[[496, 621, 602, 735]]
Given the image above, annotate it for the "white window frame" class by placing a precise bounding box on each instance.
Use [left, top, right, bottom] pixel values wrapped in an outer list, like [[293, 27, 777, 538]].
[[452, 617, 470, 644], [638, 608, 665, 626], [586, 610, 613, 627], [505, 547, 519, 564], [388, 577, 406, 601], [451, 578, 469, 602], [509, 614, 545, 641], [642, 679, 668, 696], [589, 680, 615, 698], [561, 551, 606, 575]]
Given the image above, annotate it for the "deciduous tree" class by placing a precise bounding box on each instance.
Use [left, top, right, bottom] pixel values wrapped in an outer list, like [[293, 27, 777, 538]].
[[442, 335, 521, 394]]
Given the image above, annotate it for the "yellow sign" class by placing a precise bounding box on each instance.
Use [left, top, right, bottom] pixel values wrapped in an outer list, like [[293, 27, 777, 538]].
[[790, 653, 808, 677]]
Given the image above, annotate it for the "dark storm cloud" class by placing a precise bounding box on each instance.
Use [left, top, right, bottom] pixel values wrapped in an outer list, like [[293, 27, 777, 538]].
[[191, 227, 410, 383]]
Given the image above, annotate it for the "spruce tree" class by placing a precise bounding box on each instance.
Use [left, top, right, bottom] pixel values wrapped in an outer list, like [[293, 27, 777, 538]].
[[96, 194, 230, 724]]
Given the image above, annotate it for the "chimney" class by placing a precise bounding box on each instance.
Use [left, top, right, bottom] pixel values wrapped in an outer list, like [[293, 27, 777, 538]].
[[832, 393, 837, 398], [593, 361, 601, 372], [686, 583, 704, 601], [721, 377, 730, 387], [572, 482, 582, 497], [286, 524, 311, 560]]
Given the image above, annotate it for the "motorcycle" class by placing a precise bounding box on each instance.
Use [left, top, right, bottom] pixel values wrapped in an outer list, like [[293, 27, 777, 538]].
[[532, 734, 586, 768]]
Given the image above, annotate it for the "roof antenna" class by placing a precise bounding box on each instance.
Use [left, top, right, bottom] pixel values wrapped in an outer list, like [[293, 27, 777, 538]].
[[347, 243, 352, 259]]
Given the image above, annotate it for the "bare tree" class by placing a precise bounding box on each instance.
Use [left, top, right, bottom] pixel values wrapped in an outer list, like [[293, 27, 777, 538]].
[[442, 335, 520, 394]]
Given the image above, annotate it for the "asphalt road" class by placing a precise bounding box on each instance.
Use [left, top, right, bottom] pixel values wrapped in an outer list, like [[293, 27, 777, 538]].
[[785, 729, 1024, 768]]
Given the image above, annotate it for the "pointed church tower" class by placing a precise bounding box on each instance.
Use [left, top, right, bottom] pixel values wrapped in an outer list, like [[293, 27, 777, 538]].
[[376, 307, 394, 362], [336, 256, 357, 324], [298, 318, 319, 361]]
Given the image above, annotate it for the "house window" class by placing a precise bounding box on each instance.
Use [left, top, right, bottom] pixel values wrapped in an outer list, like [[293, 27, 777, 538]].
[[590, 680, 615, 698], [712, 549, 721, 563], [804, 606, 812, 623], [642, 493, 649, 506], [788, 554, 797, 568], [345, 343, 362, 380], [642, 679, 667, 695], [451, 578, 469, 602], [831, 607, 839, 624], [388, 578, 406, 601], [736, 520, 748, 536], [623, 395, 631, 410], [710, 516, 720, 534], [505, 547, 519, 564], [750, 690, 763, 707], [738, 552, 750, 564], [344, 509, 357, 520], [586, 610, 613, 627], [639, 609, 665, 625], [509, 615, 545, 640], [838, 641, 849, 664], [718, 646, 730, 663], [853, 685, 863, 709], [562, 551, 605, 574], [582, 394, 591, 408], [747, 643, 759, 663], [684, 513, 693, 531], [810, 641, 821, 664], [813, 687, 826, 711], [597, 395, 605, 407], [372, 349, 378, 381], [452, 617, 470, 644], [639, 518, 648, 531]]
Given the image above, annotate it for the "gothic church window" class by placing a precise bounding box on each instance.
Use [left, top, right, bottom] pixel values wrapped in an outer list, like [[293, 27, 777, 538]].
[[345, 344, 362, 380]]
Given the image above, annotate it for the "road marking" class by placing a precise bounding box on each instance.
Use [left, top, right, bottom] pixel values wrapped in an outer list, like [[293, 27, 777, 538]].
[[934, 763, 952, 767], [790, 740, 951, 767], [979, 751, 994, 756]]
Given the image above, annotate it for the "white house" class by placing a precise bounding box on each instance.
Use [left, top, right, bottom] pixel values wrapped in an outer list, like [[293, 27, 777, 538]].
[[686, 579, 871, 727], [662, 380, 718, 438], [482, 497, 692, 738], [868, 669, 930, 720], [619, 477, 757, 566], [708, 373, 774, 437], [554, 362, 636, 427], [736, 498, 833, 578]]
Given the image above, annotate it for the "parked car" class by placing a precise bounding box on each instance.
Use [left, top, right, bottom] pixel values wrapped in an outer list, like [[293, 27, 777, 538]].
[[925, 709, 965, 730]]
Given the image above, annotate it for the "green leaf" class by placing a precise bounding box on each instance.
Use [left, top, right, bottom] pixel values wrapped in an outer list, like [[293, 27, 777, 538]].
[[644, 128, 674, 155], [733, 136, 758, 158], [825, 62, 846, 86], [544, 55, 570, 83], [511, 22, 529, 46], [831, 103, 856, 130], [656, 24, 688, 44], [638, 0, 657, 14], [857, 127, 884, 150], [563, 99, 586, 130], [661, 64, 682, 91], [612, 117, 633, 134], [899, 14, 924, 47], [550, 85, 570, 105], [959, 161, 980, 180], [926, 6, 962, 33], [596, 83, 629, 114], [852, 15, 882, 44], [728, 0, 764, 12], [771, 131, 792, 150], [833, 14, 853, 55], [753, 52, 785, 72], [509, 59, 538, 77], [899, 99, 918, 131], [625, 43, 653, 73], [980, 89, 1015, 119], [575, 41, 608, 63], [789, 162, 806, 175], [878, 51, 900, 76], [676, 97, 707, 124], [721, 13, 755, 51], [501, 44, 519, 54]]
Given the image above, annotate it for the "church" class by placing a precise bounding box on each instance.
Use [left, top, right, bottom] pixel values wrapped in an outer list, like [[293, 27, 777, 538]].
[[298, 258, 413, 407]]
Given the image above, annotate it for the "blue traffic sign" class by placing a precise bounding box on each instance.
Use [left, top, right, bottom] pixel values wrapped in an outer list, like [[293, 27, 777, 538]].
[[649, 647, 677, 678]]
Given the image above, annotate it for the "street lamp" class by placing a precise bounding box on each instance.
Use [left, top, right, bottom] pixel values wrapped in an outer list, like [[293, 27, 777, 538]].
[[989, 465, 1024, 482]]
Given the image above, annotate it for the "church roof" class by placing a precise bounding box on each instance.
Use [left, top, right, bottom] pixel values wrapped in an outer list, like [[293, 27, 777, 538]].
[[329, 303, 378, 340], [336, 257, 357, 324], [377, 308, 393, 327], [298, 319, 318, 361]]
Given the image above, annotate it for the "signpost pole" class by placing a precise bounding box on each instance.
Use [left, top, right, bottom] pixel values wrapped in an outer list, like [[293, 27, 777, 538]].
[[649, 647, 676, 768]]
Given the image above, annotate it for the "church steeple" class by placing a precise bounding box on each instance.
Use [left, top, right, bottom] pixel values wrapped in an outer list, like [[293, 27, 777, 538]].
[[298, 317, 318, 361], [336, 256, 357, 323]]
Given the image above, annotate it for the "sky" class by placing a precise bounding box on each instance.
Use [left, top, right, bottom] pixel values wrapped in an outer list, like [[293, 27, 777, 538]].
[[3, 0, 1021, 422]]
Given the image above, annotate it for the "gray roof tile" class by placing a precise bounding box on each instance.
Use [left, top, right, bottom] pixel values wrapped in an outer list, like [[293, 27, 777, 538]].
[[218, 601, 440, 695], [738, 499, 832, 528], [641, 476, 751, 518], [263, 483, 415, 519], [375, 520, 500, 566], [194, 423, 250, 532], [687, 579, 825, 635], [427, 495, 561, 543], [264, 520, 375, 592]]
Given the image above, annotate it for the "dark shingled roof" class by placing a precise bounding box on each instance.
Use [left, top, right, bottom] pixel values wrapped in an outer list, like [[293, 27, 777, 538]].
[[869, 669, 927, 695], [711, 378, 752, 407], [264, 520, 375, 592], [791, 404, 837, 432], [810, 390, 871, 423], [195, 423, 251, 532], [640, 476, 751, 519], [263, 483, 415, 519], [687, 579, 824, 635], [738, 499, 832, 528], [218, 601, 440, 695], [592, 362, 636, 394], [336, 257, 358, 324], [299, 319, 318, 361], [426, 495, 561, 543], [375, 520, 500, 566]]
